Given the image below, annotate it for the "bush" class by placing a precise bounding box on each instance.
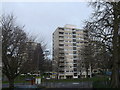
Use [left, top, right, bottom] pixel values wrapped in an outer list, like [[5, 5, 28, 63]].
[[93, 80, 110, 88]]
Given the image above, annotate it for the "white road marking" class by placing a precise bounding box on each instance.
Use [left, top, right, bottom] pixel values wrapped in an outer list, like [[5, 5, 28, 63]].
[[72, 83, 79, 84]]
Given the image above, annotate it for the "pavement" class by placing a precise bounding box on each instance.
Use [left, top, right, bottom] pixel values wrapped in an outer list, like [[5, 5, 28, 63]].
[[42, 81, 93, 88], [2, 81, 93, 89]]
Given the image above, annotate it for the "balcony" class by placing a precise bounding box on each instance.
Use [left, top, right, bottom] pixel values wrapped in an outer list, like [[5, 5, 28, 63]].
[[59, 48, 64, 50], [59, 47, 64, 49], [59, 59, 64, 61], [59, 73, 65, 75], [59, 40, 64, 42], [59, 38, 64, 40], [65, 72, 73, 75], [59, 34, 64, 37], [59, 57, 64, 59], [59, 62, 64, 65], [59, 63, 64, 66], [59, 36, 64, 38], [59, 54, 65, 57], [59, 41, 64, 44], [59, 50, 64, 53], [59, 43, 64, 46], [73, 64, 77, 67], [59, 68, 65, 72], [73, 58, 78, 61], [59, 32, 64, 34], [58, 27, 64, 30]]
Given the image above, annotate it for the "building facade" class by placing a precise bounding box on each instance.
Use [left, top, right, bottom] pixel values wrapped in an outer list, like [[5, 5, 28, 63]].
[[52, 24, 88, 79], [25, 42, 44, 74]]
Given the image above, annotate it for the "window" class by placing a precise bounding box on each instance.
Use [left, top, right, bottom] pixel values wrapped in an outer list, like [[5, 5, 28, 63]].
[[74, 64, 77, 67], [65, 53, 69, 55], [73, 39, 76, 42], [74, 73, 77, 76], [59, 57, 64, 59], [59, 36, 64, 38], [84, 41, 88, 43], [59, 32, 64, 34], [66, 62, 69, 63], [73, 35, 76, 38], [82, 65, 84, 68], [60, 66, 64, 68], [72, 32, 76, 34], [73, 43, 76, 46], [80, 41, 84, 43], [59, 44, 64, 46], [74, 56, 77, 58], [65, 49, 68, 51], [59, 48, 64, 50], [70, 66, 72, 68], [77, 34, 81, 35], [73, 47, 76, 50], [74, 68, 77, 71], [72, 29, 76, 31], [73, 51, 77, 54], [59, 71, 64, 73], [74, 60, 77, 63], [59, 61, 64, 63]]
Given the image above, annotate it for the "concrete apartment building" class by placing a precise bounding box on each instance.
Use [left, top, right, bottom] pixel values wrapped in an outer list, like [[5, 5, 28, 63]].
[[52, 24, 89, 79]]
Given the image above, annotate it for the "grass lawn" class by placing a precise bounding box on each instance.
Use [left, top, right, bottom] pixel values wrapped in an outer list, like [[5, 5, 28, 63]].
[[2, 74, 35, 84], [2, 80, 31, 84], [3, 75, 110, 88], [2, 75, 111, 88]]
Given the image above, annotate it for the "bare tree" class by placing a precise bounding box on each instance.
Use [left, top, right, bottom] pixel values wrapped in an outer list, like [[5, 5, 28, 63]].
[[1, 14, 28, 88], [84, 1, 120, 87], [78, 39, 93, 78], [43, 50, 52, 72], [33, 43, 44, 75], [24, 34, 47, 74]]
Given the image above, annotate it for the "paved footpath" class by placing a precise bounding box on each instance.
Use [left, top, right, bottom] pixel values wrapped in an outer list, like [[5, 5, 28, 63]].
[[2, 81, 93, 89], [42, 81, 93, 88], [2, 83, 38, 89]]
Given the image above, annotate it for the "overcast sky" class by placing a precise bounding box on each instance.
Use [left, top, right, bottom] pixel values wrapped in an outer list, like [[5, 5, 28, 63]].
[[2, 2, 93, 54]]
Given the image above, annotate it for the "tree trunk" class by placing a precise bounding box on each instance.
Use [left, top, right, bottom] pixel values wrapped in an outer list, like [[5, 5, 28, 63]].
[[111, 68, 119, 88], [8, 78, 14, 88], [89, 64, 92, 78], [57, 66, 59, 79], [86, 68, 89, 78], [111, 3, 120, 88], [111, 27, 120, 87]]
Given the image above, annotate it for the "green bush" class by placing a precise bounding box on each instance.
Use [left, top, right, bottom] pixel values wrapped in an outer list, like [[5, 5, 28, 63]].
[[93, 80, 110, 88]]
